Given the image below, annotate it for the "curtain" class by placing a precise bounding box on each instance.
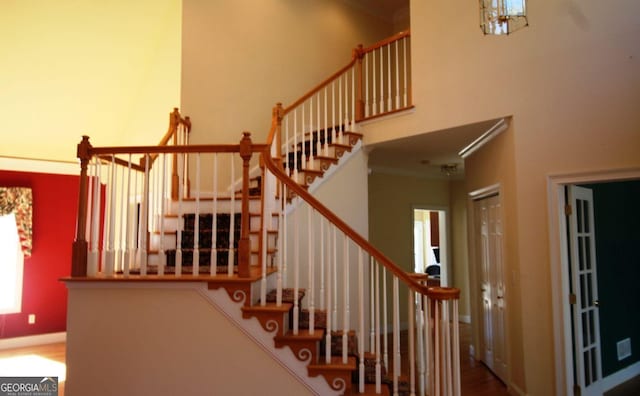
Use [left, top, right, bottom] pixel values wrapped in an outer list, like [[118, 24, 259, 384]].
[[0, 187, 33, 257]]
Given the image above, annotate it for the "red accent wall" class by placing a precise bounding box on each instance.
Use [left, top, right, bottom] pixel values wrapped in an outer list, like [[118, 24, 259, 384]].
[[0, 170, 78, 338]]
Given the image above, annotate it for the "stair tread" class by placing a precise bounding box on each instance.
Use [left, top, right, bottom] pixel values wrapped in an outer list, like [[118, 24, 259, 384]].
[[274, 329, 324, 341], [308, 356, 357, 370], [241, 303, 293, 314]]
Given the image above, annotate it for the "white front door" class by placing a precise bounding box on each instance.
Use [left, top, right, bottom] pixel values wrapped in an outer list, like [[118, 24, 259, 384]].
[[474, 193, 507, 382], [567, 186, 603, 396]]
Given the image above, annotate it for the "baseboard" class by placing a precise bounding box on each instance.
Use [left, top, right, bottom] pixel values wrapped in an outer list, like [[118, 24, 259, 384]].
[[459, 315, 471, 324], [602, 360, 640, 391], [0, 332, 66, 350], [508, 382, 527, 396]]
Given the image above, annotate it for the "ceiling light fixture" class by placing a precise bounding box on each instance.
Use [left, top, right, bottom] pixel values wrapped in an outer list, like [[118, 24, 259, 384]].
[[440, 163, 458, 176], [480, 0, 528, 35]]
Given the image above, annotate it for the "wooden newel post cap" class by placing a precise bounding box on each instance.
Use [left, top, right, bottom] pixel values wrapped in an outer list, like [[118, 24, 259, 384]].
[[239, 132, 253, 160], [77, 135, 92, 163]]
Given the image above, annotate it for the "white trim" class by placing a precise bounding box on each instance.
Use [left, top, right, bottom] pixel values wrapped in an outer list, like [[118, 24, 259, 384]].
[[602, 360, 640, 391], [357, 106, 416, 127], [459, 315, 471, 324], [468, 183, 501, 201], [458, 118, 508, 159], [547, 166, 640, 396], [0, 156, 78, 175], [0, 332, 66, 350]]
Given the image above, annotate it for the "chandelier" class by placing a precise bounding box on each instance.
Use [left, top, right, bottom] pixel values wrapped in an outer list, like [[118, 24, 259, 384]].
[[480, 0, 528, 35]]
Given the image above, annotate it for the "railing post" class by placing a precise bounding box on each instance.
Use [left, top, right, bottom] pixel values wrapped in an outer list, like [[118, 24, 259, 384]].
[[238, 131, 253, 278], [170, 108, 181, 200], [71, 135, 92, 277], [353, 44, 365, 122]]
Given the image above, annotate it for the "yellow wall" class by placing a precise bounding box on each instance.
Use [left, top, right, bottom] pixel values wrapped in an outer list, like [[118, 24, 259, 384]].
[[1, 0, 182, 161]]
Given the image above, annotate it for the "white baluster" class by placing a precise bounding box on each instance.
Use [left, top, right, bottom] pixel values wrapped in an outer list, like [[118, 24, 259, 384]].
[[395, 40, 401, 110], [282, 183, 288, 288], [358, 247, 365, 393], [417, 292, 426, 396], [365, 53, 370, 118], [193, 153, 200, 275], [444, 300, 452, 396], [260, 167, 270, 306], [372, 50, 378, 116], [425, 295, 433, 395], [316, 93, 320, 164], [325, 222, 333, 364], [228, 154, 235, 276], [319, 216, 325, 311], [393, 276, 400, 396], [175, 153, 183, 276], [308, 97, 314, 169], [117, 165, 126, 273], [88, 159, 100, 276], [211, 153, 218, 275], [383, 267, 389, 371], [375, 263, 382, 393], [379, 47, 384, 114], [123, 155, 132, 276], [332, 226, 338, 331], [434, 300, 440, 396], [293, 110, 299, 182], [403, 37, 408, 107], [342, 236, 349, 364], [387, 44, 392, 112], [331, 82, 337, 147], [158, 154, 167, 276], [453, 299, 461, 396], [139, 154, 150, 275], [308, 206, 315, 334], [276, 180, 284, 306], [409, 289, 416, 396], [338, 74, 343, 144], [343, 73, 348, 142], [104, 157, 116, 275], [369, 257, 375, 353], [323, 87, 329, 157], [351, 65, 356, 131], [293, 196, 300, 334]]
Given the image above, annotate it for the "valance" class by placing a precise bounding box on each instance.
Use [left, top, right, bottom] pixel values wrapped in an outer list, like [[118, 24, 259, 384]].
[[0, 187, 33, 257]]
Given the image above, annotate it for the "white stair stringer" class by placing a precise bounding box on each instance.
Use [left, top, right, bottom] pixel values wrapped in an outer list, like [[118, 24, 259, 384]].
[[196, 284, 339, 396]]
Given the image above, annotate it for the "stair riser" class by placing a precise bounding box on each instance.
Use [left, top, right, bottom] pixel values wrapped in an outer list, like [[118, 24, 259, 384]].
[[167, 198, 262, 215]]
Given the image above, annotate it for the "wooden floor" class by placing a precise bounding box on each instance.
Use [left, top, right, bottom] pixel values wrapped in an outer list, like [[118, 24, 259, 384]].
[[0, 323, 508, 396]]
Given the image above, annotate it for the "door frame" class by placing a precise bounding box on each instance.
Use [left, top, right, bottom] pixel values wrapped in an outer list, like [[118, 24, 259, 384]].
[[467, 183, 510, 383], [411, 204, 449, 286], [547, 167, 640, 396]]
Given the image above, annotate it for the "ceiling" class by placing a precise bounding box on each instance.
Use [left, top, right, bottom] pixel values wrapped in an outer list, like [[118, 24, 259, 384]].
[[367, 118, 504, 180]]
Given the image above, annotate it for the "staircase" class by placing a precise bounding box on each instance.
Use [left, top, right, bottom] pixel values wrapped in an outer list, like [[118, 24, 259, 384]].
[[69, 30, 463, 396]]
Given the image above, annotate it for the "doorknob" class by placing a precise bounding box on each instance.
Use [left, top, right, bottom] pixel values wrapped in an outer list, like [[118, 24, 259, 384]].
[[594, 300, 599, 307]]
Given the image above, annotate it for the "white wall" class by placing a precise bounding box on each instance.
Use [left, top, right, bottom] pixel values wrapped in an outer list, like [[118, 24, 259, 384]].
[[360, 1, 640, 394], [65, 284, 314, 396]]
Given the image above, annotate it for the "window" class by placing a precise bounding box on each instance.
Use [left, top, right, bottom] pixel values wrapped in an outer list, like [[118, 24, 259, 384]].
[[0, 212, 24, 314]]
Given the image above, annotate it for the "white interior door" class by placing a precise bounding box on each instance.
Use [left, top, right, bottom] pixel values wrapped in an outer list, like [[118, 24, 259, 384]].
[[474, 193, 507, 382], [567, 185, 602, 396]]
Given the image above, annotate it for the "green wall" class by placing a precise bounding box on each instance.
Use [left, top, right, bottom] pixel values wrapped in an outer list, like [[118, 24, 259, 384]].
[[583, 180, 640, 377]]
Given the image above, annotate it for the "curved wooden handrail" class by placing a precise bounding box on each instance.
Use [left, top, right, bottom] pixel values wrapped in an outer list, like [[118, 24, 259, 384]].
[[361, 30, 410, 54], [262, 151, 452, 298], [282, 60, 358, 116]]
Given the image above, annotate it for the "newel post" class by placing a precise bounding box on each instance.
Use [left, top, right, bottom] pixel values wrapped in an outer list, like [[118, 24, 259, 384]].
[[71, 135, 92, 277], [238, 132, 253, 278], [170, 108, 181, 200], [353, 44, 365, 121], [273, 102, 284, 162]]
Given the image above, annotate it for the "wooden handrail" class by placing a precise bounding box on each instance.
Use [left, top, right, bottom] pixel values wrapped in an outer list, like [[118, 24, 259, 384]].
[[282, 60, 358, 116], [361, 30, 410, 54], [262, 150, 455, 299]]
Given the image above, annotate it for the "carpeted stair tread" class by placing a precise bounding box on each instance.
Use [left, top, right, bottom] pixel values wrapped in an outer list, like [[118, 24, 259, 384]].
[[264, 288, 306, 304]]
